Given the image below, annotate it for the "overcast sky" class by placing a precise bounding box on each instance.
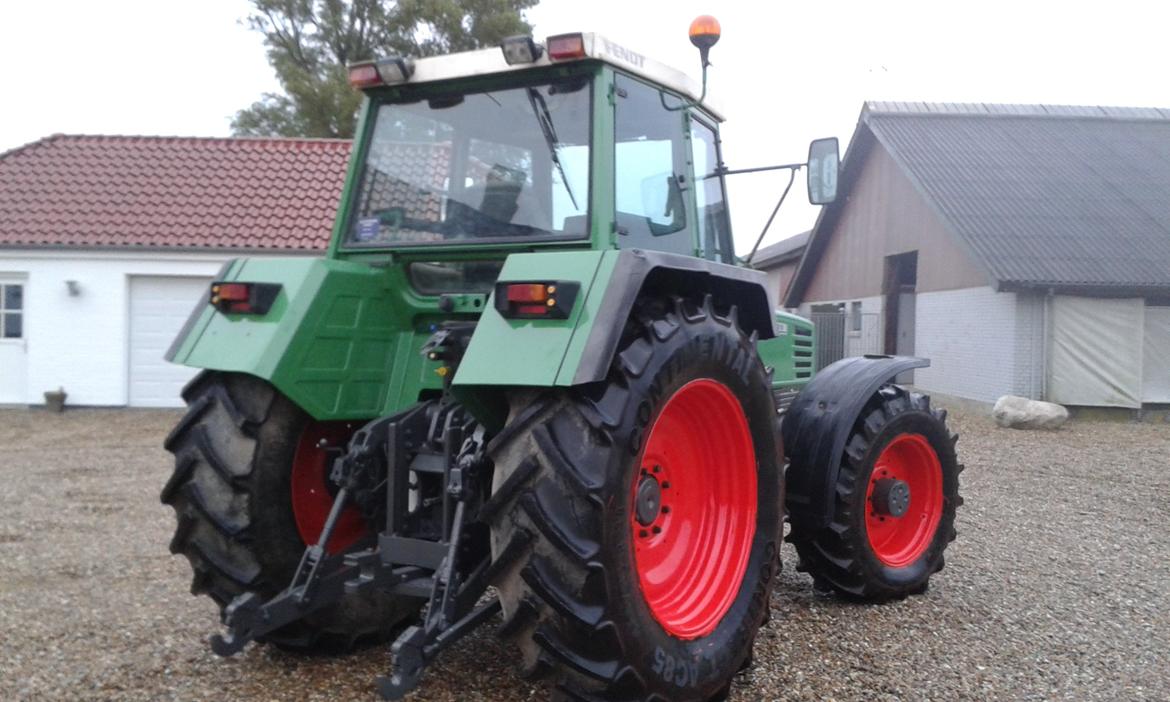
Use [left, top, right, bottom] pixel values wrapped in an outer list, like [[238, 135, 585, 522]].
[[2, 0, 1168, 251]]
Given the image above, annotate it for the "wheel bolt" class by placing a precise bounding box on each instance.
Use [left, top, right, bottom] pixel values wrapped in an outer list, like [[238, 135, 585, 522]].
[[661, 481, 670, 489], [652, 526, 661, 534], [652, 465, 661, 473], [639, 529, 649, 538], [662, 506, 670, 514]]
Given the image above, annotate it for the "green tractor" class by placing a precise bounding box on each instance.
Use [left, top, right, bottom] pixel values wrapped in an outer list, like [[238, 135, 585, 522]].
[[161, 17, 961, 701]]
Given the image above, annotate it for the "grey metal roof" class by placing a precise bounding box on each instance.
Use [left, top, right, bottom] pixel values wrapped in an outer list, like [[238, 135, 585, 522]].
[[865, 101, 1170, 120], [863, 101, 1170, 293], [751, 230, 809, 269]]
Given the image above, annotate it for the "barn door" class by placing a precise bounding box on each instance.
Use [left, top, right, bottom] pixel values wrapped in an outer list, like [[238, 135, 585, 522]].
[[1143, 307, 1170, 402], [884, 252, 918, 383], [1049, 296, 1143, 408]]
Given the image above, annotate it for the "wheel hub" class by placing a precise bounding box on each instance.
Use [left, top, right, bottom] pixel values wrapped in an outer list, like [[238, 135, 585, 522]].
[[634, 475, 662, 526], [864, 433, 944, 568], [871, 478, 911, 517]]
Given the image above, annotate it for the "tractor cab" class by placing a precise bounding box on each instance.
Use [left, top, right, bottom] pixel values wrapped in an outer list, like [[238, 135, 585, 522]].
[[338, 27, 837, 284], [339, 30, 737, 289]]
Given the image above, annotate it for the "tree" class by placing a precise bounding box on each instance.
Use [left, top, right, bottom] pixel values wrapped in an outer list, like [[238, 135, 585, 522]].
[[233, 0, 537, 139]]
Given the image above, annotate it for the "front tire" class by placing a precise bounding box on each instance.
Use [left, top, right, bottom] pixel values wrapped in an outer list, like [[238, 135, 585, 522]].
[[484, 297, 782, 701], [161, 371, 421, 652], [788, 385, 962, 600]]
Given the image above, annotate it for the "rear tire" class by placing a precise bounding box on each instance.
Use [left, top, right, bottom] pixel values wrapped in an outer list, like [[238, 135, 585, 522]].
[[788, 385, 961, 601], [484, 297, 782, 701], [161, 371, 421, 652]]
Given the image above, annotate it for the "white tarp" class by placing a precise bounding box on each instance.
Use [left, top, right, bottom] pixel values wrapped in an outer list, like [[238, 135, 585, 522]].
[[1143, 307, 1170, 402], [1049, 296, 1143, 408]]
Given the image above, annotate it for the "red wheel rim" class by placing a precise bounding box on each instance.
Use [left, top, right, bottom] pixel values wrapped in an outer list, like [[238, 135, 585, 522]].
[[290, 421, 369, 555], [865, 433, 943, 568], [631, 379, 757, 640]]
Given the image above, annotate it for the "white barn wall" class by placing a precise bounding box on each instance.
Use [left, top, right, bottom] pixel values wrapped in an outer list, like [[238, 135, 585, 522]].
[[1013, 292, 1046, 400], [846, 296, 884, 357], [0, 249, 313, 406], [913, 286, 1035, 403], [796, 295, 884, 357]]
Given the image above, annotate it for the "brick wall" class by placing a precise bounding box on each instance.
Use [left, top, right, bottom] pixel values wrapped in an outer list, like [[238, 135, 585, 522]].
[[914, 286, 1038, 402], [1014, 292, 1046, 399]]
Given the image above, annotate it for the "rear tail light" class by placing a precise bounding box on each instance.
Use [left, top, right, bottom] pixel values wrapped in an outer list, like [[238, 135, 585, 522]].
[[209, 282, 282, 315], [494, 281, 579, 319], [546, 33, 587, 61], [347, 62, 382, 88]]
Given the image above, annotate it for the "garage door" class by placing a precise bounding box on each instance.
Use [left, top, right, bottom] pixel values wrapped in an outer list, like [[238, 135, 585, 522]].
[[128, 276, 210, 407]]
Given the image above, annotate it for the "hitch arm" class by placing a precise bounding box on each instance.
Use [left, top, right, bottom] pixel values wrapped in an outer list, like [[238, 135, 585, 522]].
[[210, 483, 356, 656]]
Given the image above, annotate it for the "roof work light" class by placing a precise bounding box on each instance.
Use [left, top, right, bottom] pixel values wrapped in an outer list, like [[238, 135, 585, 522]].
[[501, 35, 543, 64]]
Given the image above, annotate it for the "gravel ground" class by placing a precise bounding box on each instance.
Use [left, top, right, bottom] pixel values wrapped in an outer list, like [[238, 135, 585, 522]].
[[1, 406, 1168, 701]]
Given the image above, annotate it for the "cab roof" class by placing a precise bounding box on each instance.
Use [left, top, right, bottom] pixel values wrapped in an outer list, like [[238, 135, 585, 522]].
[[370, 33, 724, 122]]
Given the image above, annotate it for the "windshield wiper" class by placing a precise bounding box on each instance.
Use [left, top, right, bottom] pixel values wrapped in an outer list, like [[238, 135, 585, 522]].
[[526, 87, 579, 210]]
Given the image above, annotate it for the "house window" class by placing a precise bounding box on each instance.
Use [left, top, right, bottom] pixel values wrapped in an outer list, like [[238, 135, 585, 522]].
[[1, 284, 23, 339], [850, 301, 862, 332]]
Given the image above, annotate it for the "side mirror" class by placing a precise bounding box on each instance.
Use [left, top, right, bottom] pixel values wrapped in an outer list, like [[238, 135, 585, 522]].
[[807, 137, 840, 205]]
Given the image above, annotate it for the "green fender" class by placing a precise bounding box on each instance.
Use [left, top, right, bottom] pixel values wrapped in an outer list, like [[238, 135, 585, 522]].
[[167, 256, 458, 421], [167, 250, 809, 428], [453, 248, 797, 388]]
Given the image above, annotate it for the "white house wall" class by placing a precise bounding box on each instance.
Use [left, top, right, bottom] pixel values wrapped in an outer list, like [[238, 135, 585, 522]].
[[0, 249, 312, 407]]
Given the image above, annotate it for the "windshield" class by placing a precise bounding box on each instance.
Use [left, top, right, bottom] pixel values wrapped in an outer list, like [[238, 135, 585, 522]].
[[346, 77, 591, 247]]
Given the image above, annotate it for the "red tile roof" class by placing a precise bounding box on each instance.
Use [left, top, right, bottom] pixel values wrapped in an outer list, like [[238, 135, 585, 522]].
[[0, 134, 352, 250]]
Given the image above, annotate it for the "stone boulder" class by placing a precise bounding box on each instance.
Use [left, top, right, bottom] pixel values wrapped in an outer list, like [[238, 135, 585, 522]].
[[993, 395, 1069, 430]]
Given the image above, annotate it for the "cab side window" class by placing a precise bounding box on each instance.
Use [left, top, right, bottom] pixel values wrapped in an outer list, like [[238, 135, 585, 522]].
[[690, 118, 732, 262], [613, 75, 693, 255]]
